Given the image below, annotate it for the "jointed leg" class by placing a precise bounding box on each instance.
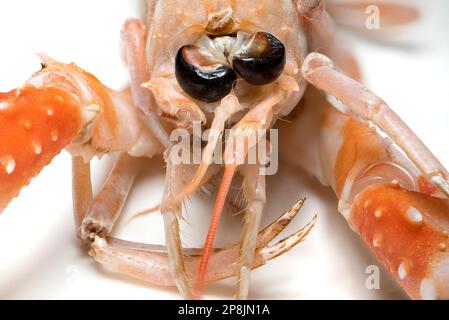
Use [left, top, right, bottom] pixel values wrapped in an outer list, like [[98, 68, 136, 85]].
[[298, 0, 335, 49], [79, 153, 140, 242], [301, 53, 449, 197], [236, 164, 266, 300], [298, 0, 362, 80], [122, 19, 170, 148], [67, 72, 315, 299], [71, 154, 314, 293], [193, 90, 285, 297], [161, 156, 192, 299], [89, 198, 315, 288], [72, 156, 93, 230]]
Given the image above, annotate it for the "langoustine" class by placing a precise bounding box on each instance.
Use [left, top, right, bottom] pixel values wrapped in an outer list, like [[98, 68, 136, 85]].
[[0, 0, 448, 300]]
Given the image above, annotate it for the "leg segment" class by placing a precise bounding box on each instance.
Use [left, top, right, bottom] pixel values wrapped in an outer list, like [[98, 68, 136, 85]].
[[298, 0, 362, 80], [193, 89, 284, 297], [161, 156, 192, 299], [298, 0, 335, 49], [194, 164, 237, 297], [122, 19, 170, 148], [79, 154, 140, 242], [70, 151, 315, 297], [236, 164, 266, 300], [280, 88, 449, 299], [89, 198, 315, 288], [70, 153, 314, 294], [71, 156, 93, 230], [301, 53, 449, 197]]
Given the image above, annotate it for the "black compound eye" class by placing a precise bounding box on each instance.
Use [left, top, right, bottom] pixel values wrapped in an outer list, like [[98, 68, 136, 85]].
[[232, 32, 286, 86], [175, 45, 237, 103]]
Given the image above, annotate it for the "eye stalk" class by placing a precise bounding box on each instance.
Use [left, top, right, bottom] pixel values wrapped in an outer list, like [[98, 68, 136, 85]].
[[175, 45, 237, 103], [232, 32, 286, 86]]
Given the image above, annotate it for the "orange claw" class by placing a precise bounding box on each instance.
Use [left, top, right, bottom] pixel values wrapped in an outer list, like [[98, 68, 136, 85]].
[[331, 107, 449, 299], [0, 85, 83, 211], [350, 184, 449, 300], [326, 102, 449, 299]]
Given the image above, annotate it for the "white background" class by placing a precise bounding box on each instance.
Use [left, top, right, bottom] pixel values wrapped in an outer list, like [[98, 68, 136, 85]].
[[0, 0, 448, 299]]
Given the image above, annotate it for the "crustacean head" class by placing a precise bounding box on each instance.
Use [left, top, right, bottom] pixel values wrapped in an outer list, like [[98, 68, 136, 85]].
[[143, 0, 308, 129], [141, 0, 311, 297]]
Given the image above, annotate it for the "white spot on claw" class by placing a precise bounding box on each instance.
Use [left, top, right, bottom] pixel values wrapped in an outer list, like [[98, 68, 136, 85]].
[[398, 261, 408, 280], [407, 207, 423, 224], [23, 121, 32, 129], [0, 102, 10, 110], [46, 107, 54, 116], [420, 278, 437, 300], [1, 155, 16, 174], [51, 130, 59, 142], [31, 141, 42, 155], [374, 209, 382, 218], [372, 234, 382, 248]]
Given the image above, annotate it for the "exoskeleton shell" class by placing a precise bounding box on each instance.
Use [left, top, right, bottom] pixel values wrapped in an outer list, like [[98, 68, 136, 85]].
[[144, 0, 309, 121]]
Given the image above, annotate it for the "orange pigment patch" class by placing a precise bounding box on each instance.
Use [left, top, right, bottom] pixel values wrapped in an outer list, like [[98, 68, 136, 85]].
[[334, 118, 390, 197], [0, 86, 82, 211], [350, 184, 449, 299], [418, 176, 437, 195]]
